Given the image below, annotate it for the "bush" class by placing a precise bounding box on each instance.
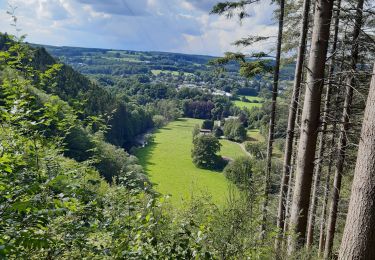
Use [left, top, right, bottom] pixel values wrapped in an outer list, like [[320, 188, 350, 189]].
[[153, 115, 167, 128], [93, 133, 148, 187], [192, 124, 201, 138], [202, 119, 214, 130], [191, 134, 224, 170], [224, 157, 255, 189], [244, 141, 266, 159], [213, 125, 224, 138]]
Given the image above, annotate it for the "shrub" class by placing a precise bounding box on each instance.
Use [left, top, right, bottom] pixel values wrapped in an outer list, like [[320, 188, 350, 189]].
[[244, 141, 266, 159], [192, 124, 201, 138], [213, 125, 224, 138], [153, 114, 167, 128], [224, 157, 254, 189]]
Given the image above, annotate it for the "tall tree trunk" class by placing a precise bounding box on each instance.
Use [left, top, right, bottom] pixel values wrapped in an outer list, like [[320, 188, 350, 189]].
[[276, 0, 310, 250], [261, 0, 285, 237], [287, 0, 334, 253], [283, 107, 301, 242], [318, 114, 337, 256], [305, 85, 331, 248], [338, 62, 375, 260], [306, 0, 342, 248], [324, 1, 364, 258]]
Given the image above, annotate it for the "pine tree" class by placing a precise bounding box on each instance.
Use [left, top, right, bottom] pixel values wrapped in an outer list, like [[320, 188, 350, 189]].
[[276, 0, 311, 250], [324, 0, 365, 257], [287, 0, 335, 253], [338, 62, 375, 259]]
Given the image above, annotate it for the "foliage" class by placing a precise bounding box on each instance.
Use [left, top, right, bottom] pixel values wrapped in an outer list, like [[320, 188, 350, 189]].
[[202, 119, 214, 130], [223, 156, 255, 189], [192, 124, 201, 138], [244, 141, 266, 159], [209, 52, 273, 78], [213, 125, 224, 138], [183, 99, 215, 119], [223, 118, 247, 142], [192, 134, 224, 170], [150, 99, 181, 121], [153, 114, 167, 128], [0, 35, 218, 259]]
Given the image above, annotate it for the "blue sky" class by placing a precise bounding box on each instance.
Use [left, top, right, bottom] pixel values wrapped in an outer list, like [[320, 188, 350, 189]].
[[0, 0, 277, 56]]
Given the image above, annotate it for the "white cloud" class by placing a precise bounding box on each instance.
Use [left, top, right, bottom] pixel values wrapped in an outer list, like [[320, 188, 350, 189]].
[[0, 0, 277, 55]]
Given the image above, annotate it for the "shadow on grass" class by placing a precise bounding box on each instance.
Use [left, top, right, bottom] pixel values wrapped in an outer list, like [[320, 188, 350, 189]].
[[246, 136, 258, 142], [134, 139, 158, 173]]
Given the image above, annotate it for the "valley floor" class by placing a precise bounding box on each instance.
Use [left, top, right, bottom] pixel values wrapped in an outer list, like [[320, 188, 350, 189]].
[[135, 118, 247, 207]]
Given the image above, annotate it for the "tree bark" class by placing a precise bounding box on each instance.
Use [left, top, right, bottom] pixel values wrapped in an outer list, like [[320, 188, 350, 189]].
[[283, 109, 300, 241], [324, 1, 364, 258], [261, 0, 285, 237], [306, 0, 342, 248], [287, 0, 334, 253], [276, 0, 310, 251], [318, 115, 337, 256], [305, 84, 331, 248], [338, 62, 375, 260]]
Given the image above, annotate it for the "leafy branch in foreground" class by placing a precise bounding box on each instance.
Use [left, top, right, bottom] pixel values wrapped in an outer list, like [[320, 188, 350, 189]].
[[211, 0, 260, 20], [209, 52, 273, 78], [233, 36, 271, 47]]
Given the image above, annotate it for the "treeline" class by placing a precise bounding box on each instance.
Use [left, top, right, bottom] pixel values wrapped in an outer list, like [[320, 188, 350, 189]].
[[44, 44, 273, 96], [1, 35, 154, 150]]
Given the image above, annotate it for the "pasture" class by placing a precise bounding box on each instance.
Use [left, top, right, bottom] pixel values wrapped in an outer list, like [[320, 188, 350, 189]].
[[135, 118, 246, 206], [233, 95, 263, 110]]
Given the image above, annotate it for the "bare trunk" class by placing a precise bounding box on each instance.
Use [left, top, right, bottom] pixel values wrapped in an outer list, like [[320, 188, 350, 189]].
[[276, 0, 310, 250], [318, 116, 337, 256], [261, 0, 285, 237], [318, 83, 341, 256], [283, 111, 300, 241], [287, 0, 334, 254], [324, 1, 364, 258], [306, 0, 342, 248], [305, 85, 331, 248], [338, 62, 375, 260]]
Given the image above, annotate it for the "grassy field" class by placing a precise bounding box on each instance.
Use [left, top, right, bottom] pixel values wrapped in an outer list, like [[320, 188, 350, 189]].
[[247, 129, 265, 142], [233, 96, 263, 110], [219, 139, 246, 159], [135, 118, 246, 206]]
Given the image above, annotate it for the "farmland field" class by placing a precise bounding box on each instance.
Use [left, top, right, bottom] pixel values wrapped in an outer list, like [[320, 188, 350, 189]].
[[135, 118, 246, 206], [233, 96, 263, 110]]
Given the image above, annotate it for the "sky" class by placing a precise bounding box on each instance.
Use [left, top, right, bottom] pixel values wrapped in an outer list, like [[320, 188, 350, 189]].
[[0, 0, 277, 56]]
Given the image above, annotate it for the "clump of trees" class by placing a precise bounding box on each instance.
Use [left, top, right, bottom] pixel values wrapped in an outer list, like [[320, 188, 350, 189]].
[[223, 118, 247, 142], [244, 141, 266, 160], [223, 157, 255, 189], [191, 134, 224, 170]]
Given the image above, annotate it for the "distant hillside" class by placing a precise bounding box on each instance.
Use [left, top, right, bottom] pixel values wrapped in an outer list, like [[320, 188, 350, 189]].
[[36, 44, 295, 95]]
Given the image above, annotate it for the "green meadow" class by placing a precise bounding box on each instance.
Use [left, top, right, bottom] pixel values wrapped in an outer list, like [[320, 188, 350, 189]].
[[135, 118, 246, 206], [233, 95, 263, 110]]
